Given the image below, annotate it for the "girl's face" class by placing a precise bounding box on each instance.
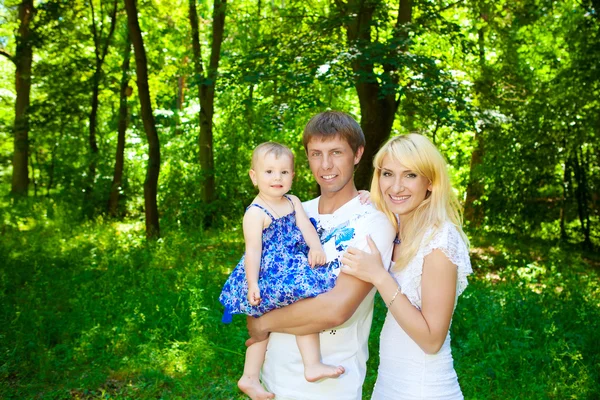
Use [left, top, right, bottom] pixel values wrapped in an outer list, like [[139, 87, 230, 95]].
[[249, 153, 294, 199], [378, 155, 432, 221]]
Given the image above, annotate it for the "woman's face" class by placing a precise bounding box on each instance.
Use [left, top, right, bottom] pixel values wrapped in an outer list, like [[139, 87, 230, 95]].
[[378, 155, 432, 221]]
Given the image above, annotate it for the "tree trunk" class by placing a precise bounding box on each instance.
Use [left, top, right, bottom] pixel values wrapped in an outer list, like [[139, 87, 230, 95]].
[[85, 0, 118, 216], [174, 75, 185, 134], [559, 153, 570, 240], [559, 135, 571, 241], [464, 22, 488, 226], [30, 147, 37, 197], [174, 56, 188, 134], [572, 148, 592, 249], [125, 0, 161, 239], [177, 76, 185, 110], [84, 71, 101, 213], [46, 135, 61, 197], [464, 131, 485, 224], [354, 86, 398, 190], [10, 0, 35, 199], [189, 0, 227, 219], [108, 36, 131, 217], [341, 0, 412, 190]]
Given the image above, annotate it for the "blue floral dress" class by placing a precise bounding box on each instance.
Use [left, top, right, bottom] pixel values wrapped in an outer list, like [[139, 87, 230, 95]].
[[219, 198, 337, 323]]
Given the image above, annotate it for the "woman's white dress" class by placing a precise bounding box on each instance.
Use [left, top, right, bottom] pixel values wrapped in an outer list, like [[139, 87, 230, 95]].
[[372, 222, 473, 400]]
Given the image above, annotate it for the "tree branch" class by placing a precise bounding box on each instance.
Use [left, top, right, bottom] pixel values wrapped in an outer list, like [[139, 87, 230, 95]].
[[382, 0, 412, 78], [415, 0, 464, 27], [189, 0, 205, 79], [332, 0, 347, 14], [437, 0, 464, 15], [99, 0, 118, 63], [89, 0, 100, 61], [208, 0, 227, 73], [0, 49, 14, 64], [396, 0, 412, 29]]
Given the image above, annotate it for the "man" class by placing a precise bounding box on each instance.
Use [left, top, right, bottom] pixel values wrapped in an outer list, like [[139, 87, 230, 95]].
[[247, 111, 395, 399]]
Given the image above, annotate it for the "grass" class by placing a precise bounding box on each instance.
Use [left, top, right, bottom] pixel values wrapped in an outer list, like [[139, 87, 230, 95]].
[[0, 201, 599, 399]]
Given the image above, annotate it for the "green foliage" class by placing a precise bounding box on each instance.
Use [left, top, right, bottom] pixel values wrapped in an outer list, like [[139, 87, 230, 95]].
[[453, 232, 600, 398], [1, 0, 598, 245], [0, 202, 599, 398]]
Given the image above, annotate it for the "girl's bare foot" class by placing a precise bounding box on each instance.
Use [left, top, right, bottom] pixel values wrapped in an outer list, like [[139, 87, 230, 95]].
[[304, 363, 345, 382], [238, 375, 274, 400]]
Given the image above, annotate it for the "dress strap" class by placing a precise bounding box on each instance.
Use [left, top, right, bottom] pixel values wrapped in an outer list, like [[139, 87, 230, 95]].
[[247, 203, 276, 220], [283, 194, 295, 210]]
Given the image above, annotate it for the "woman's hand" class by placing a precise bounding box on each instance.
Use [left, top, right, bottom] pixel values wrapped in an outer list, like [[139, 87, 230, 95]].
[[341, 235, 387, 285]]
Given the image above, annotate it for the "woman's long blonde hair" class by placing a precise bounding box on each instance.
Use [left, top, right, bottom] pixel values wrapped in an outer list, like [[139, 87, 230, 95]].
[[370, 134, 469, 271]]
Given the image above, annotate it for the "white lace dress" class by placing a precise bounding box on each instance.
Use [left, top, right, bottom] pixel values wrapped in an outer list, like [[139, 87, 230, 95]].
[[372, 222, 473, 400]]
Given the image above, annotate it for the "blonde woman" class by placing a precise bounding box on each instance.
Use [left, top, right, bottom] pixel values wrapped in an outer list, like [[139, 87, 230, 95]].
[[341, 134, 472, 399]]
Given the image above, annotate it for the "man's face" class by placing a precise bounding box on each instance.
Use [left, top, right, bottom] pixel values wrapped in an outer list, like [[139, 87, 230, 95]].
[[306, 136, 363, 195]]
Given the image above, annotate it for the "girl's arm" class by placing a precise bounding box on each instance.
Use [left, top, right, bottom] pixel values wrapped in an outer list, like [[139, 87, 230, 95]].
[[341, 237, 457, 354], [288, 195, 326, 267], [243, 207, 267, 305]]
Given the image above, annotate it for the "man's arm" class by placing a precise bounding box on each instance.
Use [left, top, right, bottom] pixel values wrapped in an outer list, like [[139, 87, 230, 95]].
[[247, 272, 373, 342], [247, 211, 395, 343]]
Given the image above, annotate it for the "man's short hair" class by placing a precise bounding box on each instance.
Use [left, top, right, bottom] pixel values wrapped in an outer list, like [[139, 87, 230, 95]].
[[302, 111, 366, 155]]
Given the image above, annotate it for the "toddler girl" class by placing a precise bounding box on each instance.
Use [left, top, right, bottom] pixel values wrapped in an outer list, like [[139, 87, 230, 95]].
[[219, 142, 344, 400]]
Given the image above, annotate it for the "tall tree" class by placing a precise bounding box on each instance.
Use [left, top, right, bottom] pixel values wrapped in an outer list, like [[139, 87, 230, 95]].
[[572, 147, 593, 249], [174, 59, 186, 134], [108, 34, 131, 217], [84, 0, 118, 215], [335, 0, 413, 189], [188, 0, 227, 214], [464, 3, 490, 226], [125, 0, 161, 238], [1, 0, 36, 198]]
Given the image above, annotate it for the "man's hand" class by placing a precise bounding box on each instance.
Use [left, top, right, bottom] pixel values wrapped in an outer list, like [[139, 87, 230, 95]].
[[358, 190, 371, 205], [246, 315, 270, 346]]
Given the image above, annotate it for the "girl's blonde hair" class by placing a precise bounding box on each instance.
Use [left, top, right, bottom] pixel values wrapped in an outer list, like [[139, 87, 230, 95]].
[[370, 134, 469, 271], [251, 142, 295, 169]]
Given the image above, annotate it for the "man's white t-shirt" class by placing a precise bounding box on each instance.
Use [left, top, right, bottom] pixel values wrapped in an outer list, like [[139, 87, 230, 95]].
[[261, 196, 395, 400]]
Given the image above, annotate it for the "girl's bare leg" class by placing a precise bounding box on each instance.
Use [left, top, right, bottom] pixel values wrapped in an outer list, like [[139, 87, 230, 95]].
[[297, 333, 345, 382], [237, 340, 274, 400]]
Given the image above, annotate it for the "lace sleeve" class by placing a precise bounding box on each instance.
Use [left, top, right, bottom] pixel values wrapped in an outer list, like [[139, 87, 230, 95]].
[[398, 223, 473, 309], [427, 223, 473, 296]]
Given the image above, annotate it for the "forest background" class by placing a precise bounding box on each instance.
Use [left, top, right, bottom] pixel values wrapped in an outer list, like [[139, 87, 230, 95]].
[[1, 0, 599, 398]]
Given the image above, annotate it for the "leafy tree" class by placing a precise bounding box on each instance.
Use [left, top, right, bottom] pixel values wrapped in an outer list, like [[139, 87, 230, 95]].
[[1, 0, 35, 198], [108, 31, 131, 217], [84, 0, 118, 216], [333, 0, 413, 189], [125, 0, 161, 238], [189, 0, 227, 223]]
